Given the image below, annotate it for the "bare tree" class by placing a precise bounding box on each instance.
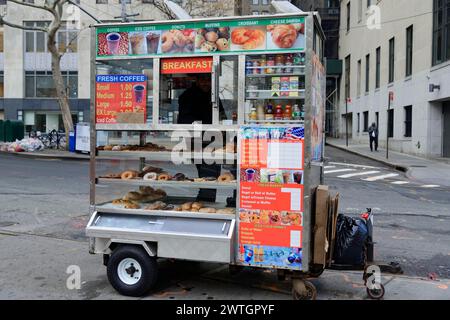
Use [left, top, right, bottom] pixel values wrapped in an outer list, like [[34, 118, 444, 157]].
[[152, 0, 237, 19], [0, 0, 81, 145]]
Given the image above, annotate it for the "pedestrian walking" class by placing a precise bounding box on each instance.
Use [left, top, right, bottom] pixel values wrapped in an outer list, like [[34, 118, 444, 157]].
[[368, 122, 379, 152]]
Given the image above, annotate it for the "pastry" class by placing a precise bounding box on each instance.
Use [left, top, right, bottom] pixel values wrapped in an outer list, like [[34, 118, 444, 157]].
[[216, 38, 229, 51], [145, 201, 166, 210], [112, 198, 126, 205], [99, 173, 122, 179], [270, 24, 298, 48], [112, 145, 122, 151], [242, 30, 265, 50], [218, 173, 234, 182], [216, 208, 236, 214], [171, 173, 186, 181], [139, 186, 155, 195], [199, 207, 216, 213], [103, 145, 113, 151], [158, 173, 171, 181], [191, 202, 203, 210], [173, 206, 183, 212], [123, 191, 143, 201], [190, 208, 199, 212], [140, 194, 164, 203], [269, 212, 281, 224], [121, 170, 139, 180], [154, 189, 167, 197], [205, 31, 218, 42], [143, 172, 158, 181], [142, 165, 163, 173], [181, 202, 193, 211], [124, 202, 140, 209]]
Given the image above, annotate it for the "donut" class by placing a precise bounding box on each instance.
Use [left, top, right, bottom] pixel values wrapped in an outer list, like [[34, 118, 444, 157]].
[[121, 170, 139, 180], [143, 172, 158, 180], [218, 173, 234, 182], [161, 32, 174, 52], [191, 202, 203, 210], [158, 173, 171, 181], [142, 165, 163, 173]]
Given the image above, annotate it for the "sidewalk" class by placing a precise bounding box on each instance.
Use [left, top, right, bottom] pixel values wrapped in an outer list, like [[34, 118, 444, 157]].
[[326, 138, 450, 187], [0, 149, 90, 160]]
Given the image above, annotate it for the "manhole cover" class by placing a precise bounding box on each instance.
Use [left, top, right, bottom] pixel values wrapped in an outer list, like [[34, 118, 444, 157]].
[[0, 221, 18, 227]]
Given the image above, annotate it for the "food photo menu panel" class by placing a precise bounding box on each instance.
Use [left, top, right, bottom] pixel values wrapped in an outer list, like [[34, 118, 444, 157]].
[[238, 127, 304, 270]]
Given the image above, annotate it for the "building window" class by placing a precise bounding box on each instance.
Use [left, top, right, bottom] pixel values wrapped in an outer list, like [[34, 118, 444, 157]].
[[365, 54, 370, 92], [252, 11, 259, 15], [358, 0, 363, 22], [388, 109, 394, 138], [375, 47, 380, 88], [345, 55, 351, 99], [24, 22, 77, 53], [346, 2, 351, 32], [262, 0, 269, 5], [389, 37, 395, 83], [252, 0, 259, 4], [375, 112, 379, 128], [0, 71, 3, 97], [406, 25, 413, 77], [25, 71, 78, 98], [96, 0, 108, 3], [363, 111, 369, 132], [357, 113, 360, 132], [357, 59, 361, 97], [367, 0, 371, 7], [404, 106, 412, 137], [432, 0, 450, 65]]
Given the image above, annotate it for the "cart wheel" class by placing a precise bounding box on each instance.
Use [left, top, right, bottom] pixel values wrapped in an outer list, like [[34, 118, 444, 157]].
[[292, 280, 317, 300], [366, 284, 385, 300], [107, 245, 158, 297]]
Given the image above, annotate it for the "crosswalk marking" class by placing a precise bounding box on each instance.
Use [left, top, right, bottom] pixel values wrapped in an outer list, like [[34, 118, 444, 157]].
[[324, 166, 336, 169], [363, 173, 399, 181], [324, 168, 356, 174], [337, 171, 381, 178], [421, 185, 440, 188], [391, 181, 410, 185], [328, 162, 380, 169]]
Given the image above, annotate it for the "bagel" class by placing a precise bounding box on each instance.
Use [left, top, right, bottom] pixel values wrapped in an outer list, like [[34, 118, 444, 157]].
[[157, 173, 171, 181], [121, 170, 139, 180], [143, 172, 158, 180], [218, 173, 234, 182]]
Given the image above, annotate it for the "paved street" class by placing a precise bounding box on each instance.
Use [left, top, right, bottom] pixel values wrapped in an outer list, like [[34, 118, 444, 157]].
[[0, 148, 449, 299]]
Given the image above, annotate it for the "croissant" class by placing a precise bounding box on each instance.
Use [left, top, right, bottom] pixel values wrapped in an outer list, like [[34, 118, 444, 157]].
[[231, 28, 251, 44], [271, 24, 298, 48], [242, 30, 265, 50]]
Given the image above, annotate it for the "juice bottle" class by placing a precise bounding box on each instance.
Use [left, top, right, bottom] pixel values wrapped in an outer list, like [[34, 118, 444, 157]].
[[249, 107, 258, 121], [274, 105, 283, 120], [265, 104, 274, 121], [256, 104, 265, 120], [283, 105, 292, 120], [266, 55, 275, 74]]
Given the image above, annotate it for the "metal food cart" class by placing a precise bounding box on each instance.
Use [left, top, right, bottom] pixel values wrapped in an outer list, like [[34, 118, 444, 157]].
[[86, 12, 326, 299]]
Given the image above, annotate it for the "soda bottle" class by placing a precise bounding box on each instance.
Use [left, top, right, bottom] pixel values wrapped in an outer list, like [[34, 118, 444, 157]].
[[274, 105, 283, 120], [283, 105, 292, 120], [292, 104, 301, 120], [265, 104, 274, 121]]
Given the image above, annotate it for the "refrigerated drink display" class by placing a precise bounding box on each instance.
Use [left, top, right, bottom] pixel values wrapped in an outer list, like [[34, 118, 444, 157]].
[[245, 53, 305, 123]]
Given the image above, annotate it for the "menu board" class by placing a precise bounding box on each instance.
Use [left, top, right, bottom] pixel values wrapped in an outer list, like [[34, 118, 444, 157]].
[[96, 16, 305, 58], [238, 127, 304, 270], [95, 74, 147, 124]]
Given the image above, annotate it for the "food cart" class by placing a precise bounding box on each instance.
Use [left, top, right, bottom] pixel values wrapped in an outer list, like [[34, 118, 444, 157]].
[[86, 12, 326, 299]]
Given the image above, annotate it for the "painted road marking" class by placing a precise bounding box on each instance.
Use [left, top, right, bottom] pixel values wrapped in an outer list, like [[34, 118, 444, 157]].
[[363, 173, 399, 181], [328, 162, 380, 169], [324, 166, 336, 169], [324, 169, 356, 174], [391, 181, 410, 185], [421, 185, 440, 188], [337, 171, 381, 178]]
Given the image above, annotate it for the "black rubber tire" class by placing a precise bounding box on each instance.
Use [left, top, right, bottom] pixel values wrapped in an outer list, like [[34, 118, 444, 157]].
[[292, 280, 317, 300], [366, 284, 385, 300], [107, 245, 158, 297]]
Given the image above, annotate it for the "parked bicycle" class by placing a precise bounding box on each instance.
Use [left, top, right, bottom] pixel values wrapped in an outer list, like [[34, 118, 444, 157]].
[[29, 129, 66, 150]]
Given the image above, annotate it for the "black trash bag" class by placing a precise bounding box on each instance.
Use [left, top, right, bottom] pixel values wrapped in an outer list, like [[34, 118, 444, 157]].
[[333, 214, 368, 266]]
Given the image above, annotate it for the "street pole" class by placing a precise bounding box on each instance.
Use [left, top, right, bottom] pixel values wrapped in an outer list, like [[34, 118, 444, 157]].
[[345, 98, 349, 147], [386, 93, 391, 159], [115, 0, 140, 22]]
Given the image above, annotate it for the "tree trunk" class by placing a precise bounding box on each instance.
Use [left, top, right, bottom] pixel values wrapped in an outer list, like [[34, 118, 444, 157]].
[[47, 9, 73, 150]]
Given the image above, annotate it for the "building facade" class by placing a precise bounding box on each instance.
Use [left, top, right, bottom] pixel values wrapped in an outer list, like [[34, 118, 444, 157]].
[[293, 0, 341, 137], [339, 0, 450, 158], [0, 0, 238, 133]]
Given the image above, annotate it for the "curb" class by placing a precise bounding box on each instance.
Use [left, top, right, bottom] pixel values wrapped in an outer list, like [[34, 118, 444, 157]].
[[0, 150, 89, 161], [325, 141, 409, 173]]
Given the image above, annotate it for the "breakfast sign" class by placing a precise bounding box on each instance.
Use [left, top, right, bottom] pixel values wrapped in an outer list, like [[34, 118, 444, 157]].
[[95, 74, 147, 124], [238, 127, 305, 270], [96, 16, 306, 58]]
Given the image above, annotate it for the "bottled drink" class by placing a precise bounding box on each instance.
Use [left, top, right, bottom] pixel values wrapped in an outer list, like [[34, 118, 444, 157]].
[[259, 55, 266, 74], [283, 105, 292, 120], [292, 104, 301, 120], [265, 104, 274, 121], [274, 105, 283, 120], [284, 54, 293, 74], [256, 104, 265, 120], [266, 55, 275, 74], [275, 54, 284, 74], [232, 111, 238, 122], [249, 107, 257, 121]]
